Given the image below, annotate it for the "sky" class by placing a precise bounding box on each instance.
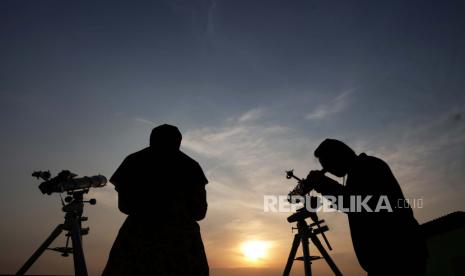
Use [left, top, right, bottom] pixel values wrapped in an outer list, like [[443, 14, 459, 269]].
[[1, 0, 465, 275]]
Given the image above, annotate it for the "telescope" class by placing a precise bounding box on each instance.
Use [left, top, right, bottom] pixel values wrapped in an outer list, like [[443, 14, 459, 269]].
[[286, 169, 328, 201], [33, 170, 107, 195], [282, 169, 342, 276], [17, 170, 107, 276]]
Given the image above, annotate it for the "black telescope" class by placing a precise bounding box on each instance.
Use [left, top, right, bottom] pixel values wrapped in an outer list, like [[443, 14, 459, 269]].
[[282, 169, 342, 276], [17, 170, 107, 276], [34, 170, 107, 195]]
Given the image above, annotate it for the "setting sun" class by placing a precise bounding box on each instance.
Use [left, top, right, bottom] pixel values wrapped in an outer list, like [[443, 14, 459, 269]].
[[240, 240, 269, 262]]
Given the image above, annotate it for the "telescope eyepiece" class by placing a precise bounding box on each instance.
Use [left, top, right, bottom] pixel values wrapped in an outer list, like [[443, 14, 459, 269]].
[[285, 169, 314, 201], [32, 171, 51, 181], [285, 170, 294, 179]]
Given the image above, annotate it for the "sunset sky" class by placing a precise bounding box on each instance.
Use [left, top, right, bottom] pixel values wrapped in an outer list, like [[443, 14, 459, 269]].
[[1, 1, 465, 275]]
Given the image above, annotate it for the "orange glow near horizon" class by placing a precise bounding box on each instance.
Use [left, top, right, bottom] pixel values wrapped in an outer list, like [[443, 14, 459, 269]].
[[240, 240, 270, 263]]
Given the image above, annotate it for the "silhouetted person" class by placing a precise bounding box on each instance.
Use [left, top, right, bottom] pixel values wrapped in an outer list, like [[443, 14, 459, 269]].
[[305, 139, 428, 276], [102, 124, 209, 276]]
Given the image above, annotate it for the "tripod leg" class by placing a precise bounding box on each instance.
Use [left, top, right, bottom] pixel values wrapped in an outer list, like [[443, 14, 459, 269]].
[[70, 218, 88, 276], [283, 234, 300, 276], [16, 224, 64, 275], [300, 230, 312, 276], [310, 234, 343, 276]]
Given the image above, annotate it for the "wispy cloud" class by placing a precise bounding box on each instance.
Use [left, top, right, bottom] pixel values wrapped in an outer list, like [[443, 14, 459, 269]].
[[182, 105, 465, 271], [183, 109, 317, 191], [237, 107, 265, 123], [356, 106, 465, 220], [182, 108, 335, 268], [305, 89, 355, 121], [134, 117, 157, 125]]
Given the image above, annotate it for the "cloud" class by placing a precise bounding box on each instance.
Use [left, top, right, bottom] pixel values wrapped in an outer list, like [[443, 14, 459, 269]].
[[182, 109, 318, 193], [134, 117, 157, 125], [237, 107, 265, 123], [181, 108, 354, 269], [182, 105, 465, 271], [345, 105, 465, 221], [305, 89, 354, 121]]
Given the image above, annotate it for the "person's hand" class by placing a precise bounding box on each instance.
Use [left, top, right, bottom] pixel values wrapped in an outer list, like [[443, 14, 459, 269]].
[[304, 170, 326, 192]]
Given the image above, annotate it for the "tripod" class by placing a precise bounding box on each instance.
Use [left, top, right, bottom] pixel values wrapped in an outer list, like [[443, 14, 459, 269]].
[[16, 190, 95, 276], [283, 207, 342, 276]]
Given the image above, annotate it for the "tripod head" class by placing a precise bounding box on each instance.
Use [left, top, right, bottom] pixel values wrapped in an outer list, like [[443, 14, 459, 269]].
[[287, 205, 319, 223], [285, 169, 333, 251]]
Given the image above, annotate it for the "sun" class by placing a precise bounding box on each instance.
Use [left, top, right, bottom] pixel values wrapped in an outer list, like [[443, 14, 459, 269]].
[[241, 240, 268, 262]]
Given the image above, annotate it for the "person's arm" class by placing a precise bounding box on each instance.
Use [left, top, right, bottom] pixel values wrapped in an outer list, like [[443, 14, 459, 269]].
[[191, 186, 208, 221], [110, 157, 133, 215], [306, 170, 347, 198], [305, 170, 350, 212], [188, 162, 209, 221]]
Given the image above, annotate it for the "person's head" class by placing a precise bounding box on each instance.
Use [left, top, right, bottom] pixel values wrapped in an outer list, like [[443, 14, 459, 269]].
[[149, 124, 182, 151], [314, 139, 356, 177]]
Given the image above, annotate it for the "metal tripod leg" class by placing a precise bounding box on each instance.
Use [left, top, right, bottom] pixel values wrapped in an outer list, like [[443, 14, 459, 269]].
[[16, 224, 64, 275], [310, 234, 343, 276], [299, 222, 312, 276], [283, 234, 301, 276], [283, 221, 313, 276], [70, 218, 88, 276]]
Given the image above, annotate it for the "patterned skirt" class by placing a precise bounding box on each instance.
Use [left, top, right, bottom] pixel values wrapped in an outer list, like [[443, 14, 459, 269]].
[[102, 216, 209, 276]]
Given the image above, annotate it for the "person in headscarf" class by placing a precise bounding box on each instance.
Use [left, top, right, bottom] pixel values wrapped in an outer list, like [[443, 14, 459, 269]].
[[102, 124, 209, 276], [305, 139, 428, 276]]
